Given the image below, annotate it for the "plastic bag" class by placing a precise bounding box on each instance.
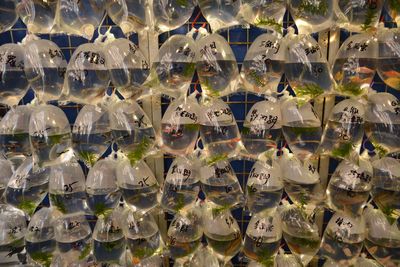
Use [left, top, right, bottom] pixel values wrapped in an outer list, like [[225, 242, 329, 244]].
[[0, 43, 29, 107], [152, 0, 196, 33], [0, 105, 33, 159], [324, 256, 382, 267], [25, 207, 56, 266], [0, 0, 18, 33], [116, 159, 159, 213], [284, 30, 334, 102], [93, 209, 126, 264], [167, 208, 203, 259], [281, 98, 322, 160], [29, 104, 72, 167], [199, 98, 241, 160], [148, 34, 196, 98], [161, 156, 200, 213], [161, 94, 200, 155], [326, 158, 372, 215], [246, 159, 283, 215], [49, 155, 87, 214], [273, 251, 303, 267], [200, 159, 244, 209], [105, 39, 150, 99], [203, 207, 242, 263], [16, 0, 57, 34], [109, 100, 156, 164], [175, 245, 220, 267], [371, 157, 400, 223], [197, 0, 241, 32], [64, 42, 110, 105], [72, 104, 111, 167], [239, 0, 285, 33], [365, 92, 400, 156], [122, 210, 162, 262], [196, 33, 239, 98], [240, 33, 285, 95], [288, 0, 336, 34], [319, 99, 365, 159], [363, 206, 400, 267], [0, 157, 12, 198], [377, 27, 400, 90], [86, 158, 121, 216], [279, 203, 320, 266], [54, 213, 92, 263], [106, 0, 151, 36], [243, 212, 282, 263], [24, 37, 67, 103], [337, 0, 383, 32], [57, 0, 106, 40], [332, 32, 377, 97], [242, 98, 281, 158], [0, 204, 27, 262], [5, 157, 49, 216]]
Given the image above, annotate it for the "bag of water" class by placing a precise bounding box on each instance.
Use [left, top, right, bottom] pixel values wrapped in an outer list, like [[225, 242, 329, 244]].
[[0, 0, 17, 33], [16, 0, 56, 34], [0, 204, 27, 264], [72, 104, 111, 167], [197, 0, 241, 32], [246, 159, 283, 215], [146, 34, 196, 98], [86, 158, 121, 217], [49, 154, 88, 215], [0, 43, 29, 107], [0, 105, 33, 160], [29, 104, 71, 167], [54, 213, 92, 264], [239, 0, 285, 33], [199, 98, 242, 160], [365, 92, 400, 156], [174, 245, 220, 267], [109, 100, 156, 164], [116, 158, 159, 213], [336, 0, 383, 32], [288, 0, 336, 34], [377, 26, 400, 91], [105, 39, 150, 100], [273, 250, 303, 267], [371, 157, 400, 224], [324, 255, 383, 267], [241, 98, 281, 159], [284, 29, 335, 102], [243, 212, 282, 263], [240, 33, 285, 96], [319, 99, 365, 159], [161, 156, 200, 213], [25, 207, 56, 266], [0, 157, 12, 198], [23, 36, 67, 103], [326, 157, 373, 215], [281, 98, 322, 160], [320, 212, 365, 265], [279, 203, 321, 266], [332, 32, 377, 97], [200, 159, 244, 209], [161, 94, 200, 156], [363, 206, 400, 266], [202, 206, 242, 264], [5, 157, 49, 216], [196, 33, 240, 98]]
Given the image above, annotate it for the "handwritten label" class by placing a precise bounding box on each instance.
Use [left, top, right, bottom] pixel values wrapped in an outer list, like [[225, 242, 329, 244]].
[[138, 176, 150, 187], [172, 220, 189, 233], [348, 169, 371, 183], [177, 46, 195, 58], [249, 109, 278, 128], [64, 181, 78, 192], [346, 41, 368, 51], [67, 221, 81, 230], [249, 168, 271, 185], [259, 40, 280, 54], [215, 165, 232, 178], [206, 108, 232, 121], [174, 106, 197, 122], [391, 99, 400, 115], [305, 45, 320, 56], [200, 41, 218, 57], [48, 49, 63, 59], [171, 164, 192, 180], [0, 53, 24, 70], [76, 51, 106, 65], [339, 106, 363, 123]]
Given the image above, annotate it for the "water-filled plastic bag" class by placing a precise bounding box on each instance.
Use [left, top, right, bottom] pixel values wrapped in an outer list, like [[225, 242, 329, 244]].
[[197, 0, 241, 32], [273, 251, 303, 267], [332, 32, 377, 97], [324, 256, 382, 267], [377, 27, 400, 90], [239, 0, 285, 32], [175, 245, 220, 267], [0, 43, 29, 106], [5, 157, 49, 216], [0, 157, 12, 198], [0, 0, 18, 33], [161, 94, 200, 155], [196, 34, 239, 98], [29, 104, 71, 167], [319, 99, 365, 159], [246, 160, 283, 215], [240, 33, 285, 95], [16, 0, 56, 34], [65, 42, 110, 105], [152, 0, 196, 33], [161, 156, 200, 213], [72, 104, 111, 167]]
